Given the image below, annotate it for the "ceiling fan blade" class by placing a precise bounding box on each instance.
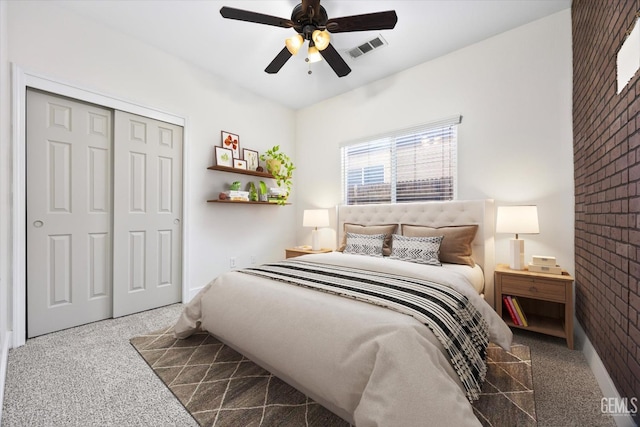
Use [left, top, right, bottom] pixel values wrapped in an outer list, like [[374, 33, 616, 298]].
[[220, 6, 294, 29], [326, 11, 398, 33], [265, 47, 293, 74], [319, 43, 351, 77]]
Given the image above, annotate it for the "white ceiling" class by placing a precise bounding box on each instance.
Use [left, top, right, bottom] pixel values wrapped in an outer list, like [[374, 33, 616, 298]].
[[57, 0, 571, 110]]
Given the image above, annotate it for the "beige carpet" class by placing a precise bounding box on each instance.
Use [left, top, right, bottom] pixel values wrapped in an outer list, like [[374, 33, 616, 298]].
[[131, 326, 536, 427]]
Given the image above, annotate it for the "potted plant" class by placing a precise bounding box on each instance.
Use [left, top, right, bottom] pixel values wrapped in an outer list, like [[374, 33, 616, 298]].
[[248, 182, 258, 202], [258, 181, 268, 202], [260, 145, 295, 204]]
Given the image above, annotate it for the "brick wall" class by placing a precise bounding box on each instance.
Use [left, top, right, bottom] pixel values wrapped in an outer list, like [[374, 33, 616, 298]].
[[573, 0, 640, 410]]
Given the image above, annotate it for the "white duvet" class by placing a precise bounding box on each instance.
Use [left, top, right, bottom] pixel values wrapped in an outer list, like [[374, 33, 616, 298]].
[[174, 252, 512, 426]]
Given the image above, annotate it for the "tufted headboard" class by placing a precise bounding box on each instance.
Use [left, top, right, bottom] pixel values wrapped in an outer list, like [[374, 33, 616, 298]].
[[337, 200, 496, 308]]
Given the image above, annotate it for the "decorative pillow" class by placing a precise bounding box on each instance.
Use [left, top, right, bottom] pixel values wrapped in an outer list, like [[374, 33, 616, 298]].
[[401, 224, 479, 267], [343, 232, 385, 257], [338, 223, 397, 256], [390, 234, 443, 266]]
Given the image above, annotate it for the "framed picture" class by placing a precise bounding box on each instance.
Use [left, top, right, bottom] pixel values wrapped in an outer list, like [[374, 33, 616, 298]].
[[243, 149, 259, 171], [221, 131, 240, 159], [234, 159, 247, 170], [215, 146, 233, 167]]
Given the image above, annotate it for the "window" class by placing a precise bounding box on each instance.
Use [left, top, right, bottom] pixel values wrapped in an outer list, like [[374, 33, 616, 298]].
[[347, 165, 385, 186], [341, 115, 460, 205]]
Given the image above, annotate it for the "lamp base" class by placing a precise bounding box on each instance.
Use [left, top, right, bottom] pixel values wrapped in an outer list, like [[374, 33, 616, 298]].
[[508, 239, 525, 270], [311, 229, 320, 251]]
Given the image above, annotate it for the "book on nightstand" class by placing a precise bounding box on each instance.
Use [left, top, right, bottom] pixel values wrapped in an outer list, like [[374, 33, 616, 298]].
[[511, 297, 528, 327], [503, 296, 521, 325]]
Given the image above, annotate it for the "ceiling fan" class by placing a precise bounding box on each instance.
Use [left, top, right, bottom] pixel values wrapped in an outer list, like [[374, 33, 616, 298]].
[[220, 0, 398, 77]]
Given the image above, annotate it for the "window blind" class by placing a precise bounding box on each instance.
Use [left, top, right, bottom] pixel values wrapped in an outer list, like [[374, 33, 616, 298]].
[[341, 115, 460, 205]]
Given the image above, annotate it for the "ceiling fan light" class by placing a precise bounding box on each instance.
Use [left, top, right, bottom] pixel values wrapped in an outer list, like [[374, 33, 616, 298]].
[[307, 45, 323, 63], [285, 34, 304, 55], [312, 29, 330, 50]]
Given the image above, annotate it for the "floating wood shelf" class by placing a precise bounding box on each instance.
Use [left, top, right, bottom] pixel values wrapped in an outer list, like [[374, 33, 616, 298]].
[[207, 165, 274, 179], [207, 199, 289, 205], [207, 165, 289, 205]]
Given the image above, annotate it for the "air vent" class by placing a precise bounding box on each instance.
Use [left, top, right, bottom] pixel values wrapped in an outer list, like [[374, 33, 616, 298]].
[[347, 35, 388, 59]]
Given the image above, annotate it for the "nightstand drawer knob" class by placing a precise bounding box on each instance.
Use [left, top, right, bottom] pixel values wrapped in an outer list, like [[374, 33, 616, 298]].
[[529, 286, 538, 293]]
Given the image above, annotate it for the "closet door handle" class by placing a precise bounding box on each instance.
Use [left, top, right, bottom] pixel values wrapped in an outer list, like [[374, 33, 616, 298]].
[[174, 218, 180, 224], [33, 220, 44, 228]]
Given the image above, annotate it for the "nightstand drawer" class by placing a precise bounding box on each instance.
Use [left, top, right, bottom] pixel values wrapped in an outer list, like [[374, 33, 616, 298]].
[[501, 276, 566, 302]]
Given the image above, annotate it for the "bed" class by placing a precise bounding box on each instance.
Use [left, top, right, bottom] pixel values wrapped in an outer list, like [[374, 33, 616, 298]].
[[174, 200, 512, 426]]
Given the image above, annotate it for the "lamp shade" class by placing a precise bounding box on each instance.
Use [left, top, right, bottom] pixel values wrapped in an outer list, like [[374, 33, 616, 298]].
[[303, 209, 329, 228], [496, 205, 539, 236], [285, 34, 303, 55], [307, 45, 322, 63], [312, 29, 330, 50]]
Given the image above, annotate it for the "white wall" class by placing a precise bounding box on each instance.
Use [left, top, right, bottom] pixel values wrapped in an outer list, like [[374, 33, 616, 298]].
[[294, 10, 574, 276], [4, 0, 297, 317]]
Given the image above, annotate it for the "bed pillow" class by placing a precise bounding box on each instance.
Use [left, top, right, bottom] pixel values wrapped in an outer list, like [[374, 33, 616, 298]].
[[389, 234, 443, 266], [338, 223, 397, 256], [401, 224, 478, 267], [343, 232, 385, 257]]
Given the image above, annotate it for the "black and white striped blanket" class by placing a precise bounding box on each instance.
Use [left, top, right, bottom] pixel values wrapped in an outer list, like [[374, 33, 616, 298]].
[[239, 260, 489, 401]]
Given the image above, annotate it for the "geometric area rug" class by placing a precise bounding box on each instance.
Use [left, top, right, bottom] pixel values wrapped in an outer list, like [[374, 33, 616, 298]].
[[131, 327, 536, 427], [474, 343, 537, 426]]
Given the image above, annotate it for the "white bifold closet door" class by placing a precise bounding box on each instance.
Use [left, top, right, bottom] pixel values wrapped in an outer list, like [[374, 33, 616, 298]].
[[26, 90, 182, 338]]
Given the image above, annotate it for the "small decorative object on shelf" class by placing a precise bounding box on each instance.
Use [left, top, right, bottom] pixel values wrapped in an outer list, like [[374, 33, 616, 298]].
[[243, 149, 259, 171], [221, 131, 240, 159], [267, 187, 288, 204], [220, 181, 249, 201], [258, 181, 268, 202], [248, 182, 258, 202], [260, 145, 294, 205], [215, 146, 233, 167], [234, 159, 247, 170]]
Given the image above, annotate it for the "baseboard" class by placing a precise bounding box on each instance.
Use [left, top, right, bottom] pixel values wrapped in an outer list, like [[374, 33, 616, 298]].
[[575, 321, 637, 427], [0, 330, 13, 426]]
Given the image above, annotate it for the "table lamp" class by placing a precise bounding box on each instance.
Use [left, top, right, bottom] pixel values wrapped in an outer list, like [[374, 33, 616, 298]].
[[303, 209, 330, 251], [496, 205, 539, 270]]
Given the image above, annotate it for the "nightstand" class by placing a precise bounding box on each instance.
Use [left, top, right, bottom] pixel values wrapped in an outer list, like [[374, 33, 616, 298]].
[[285, 247, 332, 259], [495, 263, 575, 349]]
